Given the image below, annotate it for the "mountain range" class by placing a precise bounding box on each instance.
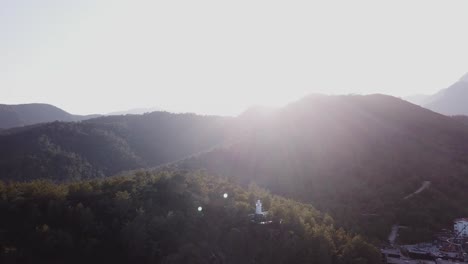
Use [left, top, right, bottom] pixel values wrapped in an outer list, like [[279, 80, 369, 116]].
[[0, 112, 231, 181], [179, 94, 468, 240], [4, 72, 468, 132], [1, 94, 467, 243], [0, 104, 166, 130]]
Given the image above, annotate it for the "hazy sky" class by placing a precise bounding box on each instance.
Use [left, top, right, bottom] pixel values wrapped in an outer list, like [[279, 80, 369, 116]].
[[2, 0, 468, 115]]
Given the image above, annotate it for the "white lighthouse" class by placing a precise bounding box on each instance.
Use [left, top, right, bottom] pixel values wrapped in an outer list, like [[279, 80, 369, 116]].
[[255, 200, 263, 215], [249, 199, 273, 224]]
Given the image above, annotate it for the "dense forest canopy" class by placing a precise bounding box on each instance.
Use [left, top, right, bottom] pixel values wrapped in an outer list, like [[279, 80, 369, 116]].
[[0, 170, 380, 264]]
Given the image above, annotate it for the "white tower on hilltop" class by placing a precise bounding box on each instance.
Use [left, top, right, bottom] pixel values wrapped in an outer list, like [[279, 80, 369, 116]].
[[256, 200, 263, 215]]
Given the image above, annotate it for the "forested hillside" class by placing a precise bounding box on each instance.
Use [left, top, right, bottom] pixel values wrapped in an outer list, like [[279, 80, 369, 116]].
[[0, 103, 98, 129], [2, 95, 468, 243], [179, 95, 468, 240], [0, 170, 380, 264], [0, 112, 231, 181]]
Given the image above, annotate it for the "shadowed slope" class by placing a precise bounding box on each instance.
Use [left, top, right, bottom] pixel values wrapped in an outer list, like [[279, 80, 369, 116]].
[[0, 112, 232, 181], [179, 94, 468, 239]]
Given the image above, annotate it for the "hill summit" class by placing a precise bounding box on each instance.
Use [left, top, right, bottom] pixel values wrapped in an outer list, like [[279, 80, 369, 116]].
[[0, 103, 98, 129]]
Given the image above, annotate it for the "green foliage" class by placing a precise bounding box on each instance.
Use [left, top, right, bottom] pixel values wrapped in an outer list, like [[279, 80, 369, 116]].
[[0, 170, 380, 264], [3, 95, 468, 245]]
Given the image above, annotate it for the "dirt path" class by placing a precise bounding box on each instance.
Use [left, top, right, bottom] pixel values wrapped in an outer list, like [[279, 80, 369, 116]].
[[404, 181, 431, 200]]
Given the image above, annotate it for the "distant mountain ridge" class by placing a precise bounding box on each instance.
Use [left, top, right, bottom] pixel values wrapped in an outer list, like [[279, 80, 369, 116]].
[[107, 107, 162, 116], [405, 73, 468, 115], [0, 103, 99, 129]]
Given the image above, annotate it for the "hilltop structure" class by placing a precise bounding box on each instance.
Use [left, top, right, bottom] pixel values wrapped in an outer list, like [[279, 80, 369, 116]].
[[249, 200, 272, 225], [255, 200, 266, 215]]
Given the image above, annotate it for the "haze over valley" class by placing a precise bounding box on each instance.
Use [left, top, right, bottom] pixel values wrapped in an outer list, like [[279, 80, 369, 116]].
[[2, 1, 468, 263]]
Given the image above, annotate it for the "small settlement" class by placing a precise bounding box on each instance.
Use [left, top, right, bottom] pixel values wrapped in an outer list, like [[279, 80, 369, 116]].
[[381, 218, 468, 264]]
